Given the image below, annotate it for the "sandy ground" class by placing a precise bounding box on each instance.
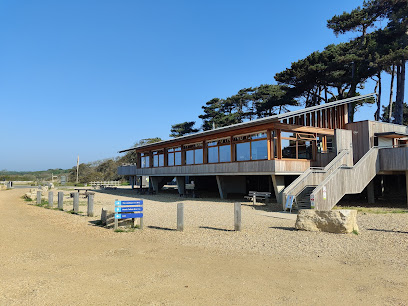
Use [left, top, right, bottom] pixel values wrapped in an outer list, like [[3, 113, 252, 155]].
[[1, 187, 407, 305]]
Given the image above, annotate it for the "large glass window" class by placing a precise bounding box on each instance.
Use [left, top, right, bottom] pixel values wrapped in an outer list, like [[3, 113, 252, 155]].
[[141, 153, 150, 168], [251, 139, 268, 160], [236, 142, 251, 161], [233, 132, 267, 161], [207, 138, 231, 163], [219, 145, 231, 162], [153, 150, 164, 167], [281, 131, 315, 159], [167, 147, 181, 166], [184, 143, 203, 165]]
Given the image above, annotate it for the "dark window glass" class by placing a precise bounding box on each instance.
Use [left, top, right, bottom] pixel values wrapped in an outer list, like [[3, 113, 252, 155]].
[[159, 154, 164, 167], [282, 139, 296, 159], [153, 155, 159, 167], [298, 140, 312, 159]]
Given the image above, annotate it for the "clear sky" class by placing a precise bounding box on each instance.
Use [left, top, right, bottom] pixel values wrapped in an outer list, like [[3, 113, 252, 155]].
[[0, 0, 404, 171]]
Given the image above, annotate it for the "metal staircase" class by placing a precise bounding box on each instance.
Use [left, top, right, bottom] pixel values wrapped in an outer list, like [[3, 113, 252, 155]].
[[293, 186, 316, 210]]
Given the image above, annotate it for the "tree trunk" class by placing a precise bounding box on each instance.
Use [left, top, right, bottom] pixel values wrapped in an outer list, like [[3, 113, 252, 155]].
[[388, 64, 395, 122], [375, 72, 381, 121], [395, 61, 405, 125]]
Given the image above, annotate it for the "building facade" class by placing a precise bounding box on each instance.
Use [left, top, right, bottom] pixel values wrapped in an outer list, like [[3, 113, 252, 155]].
[[118, 94, 408, 210]]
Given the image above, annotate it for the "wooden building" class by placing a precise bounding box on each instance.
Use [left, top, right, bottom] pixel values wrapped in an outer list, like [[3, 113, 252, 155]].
[[118, 94, 408, 210]]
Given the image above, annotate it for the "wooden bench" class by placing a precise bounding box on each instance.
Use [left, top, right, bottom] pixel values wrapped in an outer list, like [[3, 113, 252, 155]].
[[244, 191, 271, 205]]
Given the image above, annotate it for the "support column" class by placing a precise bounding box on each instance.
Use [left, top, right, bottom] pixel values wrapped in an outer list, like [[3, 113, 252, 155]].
[[271, 175, 285, 208], [406, 171, 408, 207], [216, 175, 225, 199], [176, 176, 186, 196], [367, 179, 375, 204], [151, 176, 165, 193], [130, 176, 135, 189]]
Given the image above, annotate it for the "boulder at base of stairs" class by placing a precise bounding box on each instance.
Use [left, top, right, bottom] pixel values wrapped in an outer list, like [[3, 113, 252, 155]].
[[295, 210, 358, 234]]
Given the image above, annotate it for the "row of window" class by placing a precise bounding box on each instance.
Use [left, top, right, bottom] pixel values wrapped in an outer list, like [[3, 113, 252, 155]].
[[140, 131, 331, 168]]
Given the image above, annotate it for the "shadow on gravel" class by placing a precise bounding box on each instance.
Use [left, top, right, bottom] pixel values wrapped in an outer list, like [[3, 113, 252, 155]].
[[148, 225, 176, 231], [88, 220, 104, 227], [367, 228, 408, 234], [269, 226, 297, 232], [199, 226, 234, 232]]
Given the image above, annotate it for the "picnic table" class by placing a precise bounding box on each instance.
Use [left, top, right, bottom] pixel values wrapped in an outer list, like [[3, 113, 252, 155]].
[[71, 189, 94, 198]]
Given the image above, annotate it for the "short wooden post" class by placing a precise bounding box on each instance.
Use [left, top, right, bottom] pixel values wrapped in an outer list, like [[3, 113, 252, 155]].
[[177, 203, 184, 231], [58, 191, 64, 210], [48, 191, 53, 208], [87, 193, 94, 217], [114, 198, 118, 230], [73, 192, 79, 213], [36, 191, 42, 204], [139, 216, 144, 230], [234, 202, 241, 231]]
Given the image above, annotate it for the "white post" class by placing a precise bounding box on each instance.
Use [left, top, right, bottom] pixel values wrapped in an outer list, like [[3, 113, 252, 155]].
[[177, 203, 184, 231], [234, 202, 241, 231], [73, 192, 79, 213], [37, 191, 42, 205], [58, 191, 64, 210], [48, 191, 53, 208], [87, 193, 94, 217]]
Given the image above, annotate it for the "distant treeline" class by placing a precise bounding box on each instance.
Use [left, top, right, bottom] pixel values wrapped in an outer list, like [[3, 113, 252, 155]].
[[0, 168, 70, 182]]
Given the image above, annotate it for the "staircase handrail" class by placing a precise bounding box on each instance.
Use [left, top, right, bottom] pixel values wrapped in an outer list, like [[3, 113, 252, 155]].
[[311, 147, 379, 210], [283, 149, 350, 198]]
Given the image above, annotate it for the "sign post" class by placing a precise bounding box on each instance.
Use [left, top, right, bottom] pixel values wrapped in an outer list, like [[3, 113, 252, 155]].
[[285, 195, 295, 213], [114, 199, 143, 230]]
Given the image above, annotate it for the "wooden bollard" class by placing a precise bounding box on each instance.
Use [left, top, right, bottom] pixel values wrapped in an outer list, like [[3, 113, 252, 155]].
[[36, 191, 42, 204], [234, 202, 241, 231], [177, 203, 184, 231], [73, 192, 79, 213], [87, 193, 94, 217], [114, 198, 118, 230], [58, 191, 64, 210], [48, 191, 53, 208]]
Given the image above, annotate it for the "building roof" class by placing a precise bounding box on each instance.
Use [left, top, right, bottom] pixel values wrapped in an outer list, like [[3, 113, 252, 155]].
[[119, 93, 376, 153]]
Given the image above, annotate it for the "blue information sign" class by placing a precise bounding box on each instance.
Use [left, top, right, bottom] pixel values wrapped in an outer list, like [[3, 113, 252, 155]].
[[114, 199, 144, 219], [115, 200, 143, 206], [115, 206, 143, 212], [115, 213, 143, 219]]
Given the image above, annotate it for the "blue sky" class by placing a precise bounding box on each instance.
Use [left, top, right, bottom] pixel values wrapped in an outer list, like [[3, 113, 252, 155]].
[[0, 0, 403, 171]]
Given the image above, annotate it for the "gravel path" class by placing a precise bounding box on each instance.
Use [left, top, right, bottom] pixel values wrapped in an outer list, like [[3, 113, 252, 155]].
[[2, 187, 408, 305], [46, 187, 408, 266]]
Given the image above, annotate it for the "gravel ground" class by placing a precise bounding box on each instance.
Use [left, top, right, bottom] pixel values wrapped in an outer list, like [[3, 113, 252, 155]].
[[43, 186, 408, 267], [4, 187, 408, 305]]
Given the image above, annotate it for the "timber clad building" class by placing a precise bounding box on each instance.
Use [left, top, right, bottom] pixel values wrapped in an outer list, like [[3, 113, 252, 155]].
[[118, 94, 408, 210]]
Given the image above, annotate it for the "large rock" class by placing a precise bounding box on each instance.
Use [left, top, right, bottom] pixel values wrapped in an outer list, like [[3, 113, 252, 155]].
[[295, 210, 358, 234], [101, 208, 134, 228]]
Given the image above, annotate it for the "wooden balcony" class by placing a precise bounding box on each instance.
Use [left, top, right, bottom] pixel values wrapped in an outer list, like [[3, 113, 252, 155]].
[[118, 159, 311, 177]]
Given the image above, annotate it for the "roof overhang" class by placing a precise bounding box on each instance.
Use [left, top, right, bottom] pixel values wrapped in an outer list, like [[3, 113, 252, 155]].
[[375, 132, 408, 138]]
